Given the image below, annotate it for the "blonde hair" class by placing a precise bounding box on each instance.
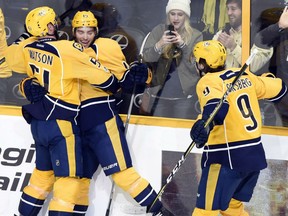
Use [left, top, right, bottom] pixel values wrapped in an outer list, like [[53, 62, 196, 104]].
[[162, 15, 193, 59]]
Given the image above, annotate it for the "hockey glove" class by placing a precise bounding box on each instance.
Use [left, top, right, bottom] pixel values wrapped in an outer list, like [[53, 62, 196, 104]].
[[190, 119, 211, 148], [120, 61, 152, 91], [19, 77, 47, 103], [129, 61, 151, 85]]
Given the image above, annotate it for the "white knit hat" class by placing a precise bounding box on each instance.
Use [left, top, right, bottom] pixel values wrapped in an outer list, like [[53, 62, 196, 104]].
[[166, 0, 191, 17]]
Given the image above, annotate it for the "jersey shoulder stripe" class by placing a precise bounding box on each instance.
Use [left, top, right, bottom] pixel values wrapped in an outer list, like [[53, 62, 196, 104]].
[[25, 41, 60, 57]]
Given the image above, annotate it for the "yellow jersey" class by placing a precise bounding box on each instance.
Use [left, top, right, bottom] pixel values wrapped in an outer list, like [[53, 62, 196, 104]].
[[79, 37, 128, 131], [196, 68, 287, 171], [5, 37, 118, 122]]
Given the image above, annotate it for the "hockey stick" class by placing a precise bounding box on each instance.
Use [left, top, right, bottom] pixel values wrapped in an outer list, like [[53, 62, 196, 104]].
[[124, 32, 151, 134], [58, 0, 97, 29], [105, 32, 151, 216], [59, 0, 84, 22], [148, 49, 259, 212]]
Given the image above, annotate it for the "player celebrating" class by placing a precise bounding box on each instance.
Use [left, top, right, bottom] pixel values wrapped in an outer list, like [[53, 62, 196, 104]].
[[7, 9, 173, 216], [71, 11, 173, 216], [190, 40, 287, 215], [3, 6, 119, 216]]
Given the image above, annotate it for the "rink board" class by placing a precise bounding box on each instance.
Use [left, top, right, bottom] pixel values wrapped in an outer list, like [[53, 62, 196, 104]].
[[0, 111, 288, 216]]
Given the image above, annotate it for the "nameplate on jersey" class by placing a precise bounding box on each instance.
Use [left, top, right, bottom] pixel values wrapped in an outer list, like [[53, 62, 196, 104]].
[[73, 42, 84, 52], [220, 70, 248, 81]]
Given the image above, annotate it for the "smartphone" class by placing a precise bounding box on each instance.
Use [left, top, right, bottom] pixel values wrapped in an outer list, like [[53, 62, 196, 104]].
[[222, 24, 230, 35], [167, 24, 175, 36]]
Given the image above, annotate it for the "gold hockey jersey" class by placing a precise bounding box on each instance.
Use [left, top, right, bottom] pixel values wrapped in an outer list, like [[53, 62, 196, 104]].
[[5, 37, 118, 122], [196, 68, 287, 172], [80, 37, 128, 101], [79, 37, 128, 131]]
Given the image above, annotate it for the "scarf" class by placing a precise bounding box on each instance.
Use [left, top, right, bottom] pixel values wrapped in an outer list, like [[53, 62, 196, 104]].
[[202, 0, 229, 34]]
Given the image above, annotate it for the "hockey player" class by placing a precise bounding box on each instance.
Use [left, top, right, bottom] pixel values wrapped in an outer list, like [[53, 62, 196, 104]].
[[71, 11, 173, 216], [3, 6, 119, 216], [11, 9, 173, 216], [189, 40, 287, 216]]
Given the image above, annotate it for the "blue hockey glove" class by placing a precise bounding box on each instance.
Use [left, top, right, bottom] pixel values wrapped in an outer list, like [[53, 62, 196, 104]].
[[190, 119, 211, 148], [129, 61, 149, 85], [20, 77, 47, 103], [120, 61, 152, 91]]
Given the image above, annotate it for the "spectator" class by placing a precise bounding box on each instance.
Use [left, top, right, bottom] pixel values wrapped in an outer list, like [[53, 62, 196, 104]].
[[213, 0, 272, 73], [251, 5, 288, 126], [141, 0, 203, 119], [213, 0, 242, 68]]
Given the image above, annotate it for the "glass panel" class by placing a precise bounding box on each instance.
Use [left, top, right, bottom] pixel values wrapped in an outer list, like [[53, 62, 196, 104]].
[[0, 0, 287, 127], [251, 0, 288, 127]]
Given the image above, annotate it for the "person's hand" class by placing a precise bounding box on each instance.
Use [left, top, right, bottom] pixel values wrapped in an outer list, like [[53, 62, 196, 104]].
[[279, 6, 288, 30], [155, 31, 177, 50], [217, 31, 237, 51], [190, 119, 210, 148], [168, 30, 185, 47], [19, 77, 47, 103]]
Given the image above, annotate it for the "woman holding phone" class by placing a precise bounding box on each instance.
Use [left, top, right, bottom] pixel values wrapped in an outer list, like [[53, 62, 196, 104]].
[[141, 0, 203, 119]]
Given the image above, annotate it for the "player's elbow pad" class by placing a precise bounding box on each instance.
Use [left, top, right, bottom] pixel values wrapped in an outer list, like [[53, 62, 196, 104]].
[[268, 80, 288, 103], [260, 72, 275, 78], [203, 99, 229, 125]]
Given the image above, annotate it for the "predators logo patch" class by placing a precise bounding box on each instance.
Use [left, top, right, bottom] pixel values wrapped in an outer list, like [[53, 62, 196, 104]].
[[73, 42, 84, 52]]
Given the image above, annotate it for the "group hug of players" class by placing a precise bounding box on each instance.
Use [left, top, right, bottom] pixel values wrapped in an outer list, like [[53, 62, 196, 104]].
[[0, 4, 287, 216]]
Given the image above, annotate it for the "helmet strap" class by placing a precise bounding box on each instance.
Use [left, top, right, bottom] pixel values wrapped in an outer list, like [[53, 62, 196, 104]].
[[195, 62, 207, 77], [46, 22, 59, 39]]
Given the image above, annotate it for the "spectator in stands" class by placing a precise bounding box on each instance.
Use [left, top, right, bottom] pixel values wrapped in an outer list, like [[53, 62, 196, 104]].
[[251, 5, 288, 126], [141, 0, 203, 119], [213, 0, 242, 68], [213, 0, 272, 73]]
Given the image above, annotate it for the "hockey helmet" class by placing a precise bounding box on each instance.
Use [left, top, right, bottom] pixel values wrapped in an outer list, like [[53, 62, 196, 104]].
[[72, 11, 98, 29], [25, 6, 57, 37], [193, 40, 227, 69]]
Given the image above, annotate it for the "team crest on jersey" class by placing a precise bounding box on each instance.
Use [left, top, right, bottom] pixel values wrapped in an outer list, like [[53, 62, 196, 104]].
[[203, 87, 210, 96], [73, 42, 84, 52]]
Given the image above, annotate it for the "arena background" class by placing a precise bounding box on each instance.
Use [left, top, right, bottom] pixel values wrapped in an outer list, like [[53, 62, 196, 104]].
[[1, 0, 288, 215]]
